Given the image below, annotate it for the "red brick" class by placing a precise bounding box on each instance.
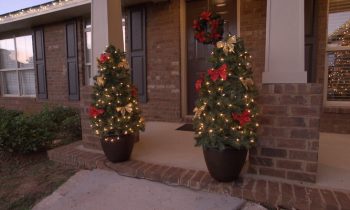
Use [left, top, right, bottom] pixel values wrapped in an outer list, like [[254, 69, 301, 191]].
[[290, 128, 319, 139], [291, 107, 320, 117], [250, 157, 274, 167], [267, 181, 281, 207], [254, 180, 267, 203], [275, 138, 306, 149], [287, 171, 316, 183], [261, 148, 287, 158], [260, 168, 286, 178], [334, 192, 350, 209], [262, 105, 288, 115], [289, 150, 318, 161], [306, 163, 318, 173], [320, 190, 339, 210], [279, 95, 308, 105], [276, 160, 302, 170], [277, 117, 306, 127]]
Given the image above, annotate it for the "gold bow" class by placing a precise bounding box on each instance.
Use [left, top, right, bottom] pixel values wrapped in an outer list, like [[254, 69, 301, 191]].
[[96, 76, 105, 86], [117, 59, 129, 69], [216, 35, 236, 55], [193, 104, 206, 119], [240, 78, 254, 90], [116, 103, 133, 116]]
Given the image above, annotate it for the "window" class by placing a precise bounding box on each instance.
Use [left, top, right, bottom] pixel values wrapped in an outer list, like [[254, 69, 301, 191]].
[[326, 0, 350, 105], [0, 35, 35, 97], [84, 18, 92, 85]]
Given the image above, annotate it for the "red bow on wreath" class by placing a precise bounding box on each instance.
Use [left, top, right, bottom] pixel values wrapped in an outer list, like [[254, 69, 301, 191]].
[[208, 64, 227, 81], [200, 11, 212, 20], [232, 109, 251, 126], [89, 106, 105, 118]]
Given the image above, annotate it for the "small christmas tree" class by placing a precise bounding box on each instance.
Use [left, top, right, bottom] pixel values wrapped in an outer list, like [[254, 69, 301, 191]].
[[90, 46, 145, 141], [193, 35, 259, 150]]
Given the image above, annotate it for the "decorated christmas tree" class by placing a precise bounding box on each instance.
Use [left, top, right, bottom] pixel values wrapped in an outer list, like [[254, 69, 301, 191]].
[[90, 46, 145, 141], [193, 35, 259, 150]]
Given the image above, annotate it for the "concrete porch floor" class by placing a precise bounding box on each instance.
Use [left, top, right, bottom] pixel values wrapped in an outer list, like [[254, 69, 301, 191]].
[[132, 122, 350, 190]]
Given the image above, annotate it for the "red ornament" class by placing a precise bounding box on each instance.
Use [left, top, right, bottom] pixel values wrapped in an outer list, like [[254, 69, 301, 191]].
[[195, 74, 204, 92], [89, 106, 105, 118], [99, 53, 110, 63], [131, 86, 138, 97], [232, 110, 251, 126], [208, 64, 228, 81], [200, 11, 212, 20]]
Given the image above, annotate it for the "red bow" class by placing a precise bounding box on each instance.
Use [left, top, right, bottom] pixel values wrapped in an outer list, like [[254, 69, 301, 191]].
[[200, 11, 212, 20], [89, 106, 105, 118], [195, 31, 206, 43], [232, 110, 251, 126], [195, 74, 204, 92], [208, 64, 227, 81], [193, 20, 200, 30], [131, 86, 138, 97], [99, 53, 110, 63]]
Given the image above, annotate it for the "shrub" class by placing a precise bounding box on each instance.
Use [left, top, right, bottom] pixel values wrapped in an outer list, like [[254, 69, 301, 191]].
[[0, 106, 81, 154]]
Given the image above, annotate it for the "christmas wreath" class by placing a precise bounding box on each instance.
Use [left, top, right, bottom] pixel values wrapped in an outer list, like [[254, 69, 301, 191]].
[[193, 11, 224, 44]]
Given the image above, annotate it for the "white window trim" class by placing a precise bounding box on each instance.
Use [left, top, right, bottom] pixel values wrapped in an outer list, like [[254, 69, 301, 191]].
[[323, 1, 350, 107], [0, 35, 36, 98], [83, 18, 93, 85]]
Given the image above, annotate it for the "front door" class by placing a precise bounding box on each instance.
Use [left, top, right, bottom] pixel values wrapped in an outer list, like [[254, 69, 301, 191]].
[[186, 0, 237, 115]]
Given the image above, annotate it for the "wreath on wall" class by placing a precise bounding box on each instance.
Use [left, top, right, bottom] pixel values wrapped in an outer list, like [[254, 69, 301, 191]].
[[193, 11, 224, 44]]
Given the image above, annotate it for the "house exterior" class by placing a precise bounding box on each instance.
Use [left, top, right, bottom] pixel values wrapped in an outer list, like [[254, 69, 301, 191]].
[[0, 0, 349, 184]]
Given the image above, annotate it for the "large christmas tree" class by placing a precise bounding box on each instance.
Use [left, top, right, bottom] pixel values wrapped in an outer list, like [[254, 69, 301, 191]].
[[90, 46, 145, 141], [193, 35, 259, 150]]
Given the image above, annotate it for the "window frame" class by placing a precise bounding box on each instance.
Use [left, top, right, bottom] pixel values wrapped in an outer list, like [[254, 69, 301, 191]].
[[324, 1, 350, 107], [83, 17, 92, 85], [0, 34, 36, 98]]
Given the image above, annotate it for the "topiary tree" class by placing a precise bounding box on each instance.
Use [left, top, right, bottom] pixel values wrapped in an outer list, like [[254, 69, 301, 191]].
[[90, 46, 145, 141], [193, 35, 259, 150]]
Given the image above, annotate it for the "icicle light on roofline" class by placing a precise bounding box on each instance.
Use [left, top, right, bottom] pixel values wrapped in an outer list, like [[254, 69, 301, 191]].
[[0, 0, 74, 23]]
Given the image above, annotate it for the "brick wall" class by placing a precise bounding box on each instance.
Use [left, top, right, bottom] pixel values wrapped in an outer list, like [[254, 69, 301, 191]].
[[249, 84, 322, 183], [125, 0, 182, 122], [240, 0, 267, 84], [0, 19, 85, 113]]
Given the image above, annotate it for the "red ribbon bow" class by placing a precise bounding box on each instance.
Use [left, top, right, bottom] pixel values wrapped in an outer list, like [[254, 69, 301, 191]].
[[232, 110, 251, 126], [89, 106, 105, 118], [208, 64, 227, 81], [99, 53, 110, 63], [195, 74, 204, 92], [200, 11, 212, 20]]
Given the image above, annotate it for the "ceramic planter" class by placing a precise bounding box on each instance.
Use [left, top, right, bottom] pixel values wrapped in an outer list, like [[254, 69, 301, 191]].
[[100, 134, 135, 163]]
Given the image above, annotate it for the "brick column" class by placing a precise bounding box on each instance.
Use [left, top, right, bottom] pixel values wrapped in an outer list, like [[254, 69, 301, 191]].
[[249, 84, 322, 183], [81, 86, 101, 150]]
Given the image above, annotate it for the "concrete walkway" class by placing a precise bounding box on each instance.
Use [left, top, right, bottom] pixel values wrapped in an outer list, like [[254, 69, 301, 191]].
[[33, 169, 259, 210]]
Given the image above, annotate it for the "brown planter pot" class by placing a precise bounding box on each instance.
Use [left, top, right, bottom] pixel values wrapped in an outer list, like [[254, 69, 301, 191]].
[[100, 134, 135, 163], [203, 147, 247, 182]]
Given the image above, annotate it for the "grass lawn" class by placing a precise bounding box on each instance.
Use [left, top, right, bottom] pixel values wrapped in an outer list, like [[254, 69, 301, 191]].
[[0, 152, 78, 210]]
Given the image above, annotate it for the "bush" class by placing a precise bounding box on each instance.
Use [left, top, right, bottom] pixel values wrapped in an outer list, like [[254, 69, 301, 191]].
[[0, 106, 81, 154]]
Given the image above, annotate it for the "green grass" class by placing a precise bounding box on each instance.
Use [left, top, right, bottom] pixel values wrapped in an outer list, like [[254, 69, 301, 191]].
[[0, 152, 78, 210]]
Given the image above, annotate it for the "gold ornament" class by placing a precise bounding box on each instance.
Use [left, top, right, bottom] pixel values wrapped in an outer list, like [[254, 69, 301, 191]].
[[240, 78, 254, 90], [193, 104, 206, 118], [216, 35, 236, 55], [118, 59, 129, 69], [116, 103, 133, 116], [96, 77, 105, 86]]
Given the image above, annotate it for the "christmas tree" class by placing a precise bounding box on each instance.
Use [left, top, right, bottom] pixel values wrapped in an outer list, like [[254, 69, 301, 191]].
[[193, 35, 259, 150], [90, 46, 145, 141]]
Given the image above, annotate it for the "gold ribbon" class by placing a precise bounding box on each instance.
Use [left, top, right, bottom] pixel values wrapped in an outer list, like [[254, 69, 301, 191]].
[[193, 104, 206, 118], [116, 103, 133, 116], [117, 59, 129, 69], [240, 78, 254, 90], [96, 76, 105, 86], [216, 35, 236, 55]]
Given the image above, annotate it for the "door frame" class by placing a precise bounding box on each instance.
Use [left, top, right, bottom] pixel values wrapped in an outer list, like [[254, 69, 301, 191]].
[[180, 0, 241, 118]]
